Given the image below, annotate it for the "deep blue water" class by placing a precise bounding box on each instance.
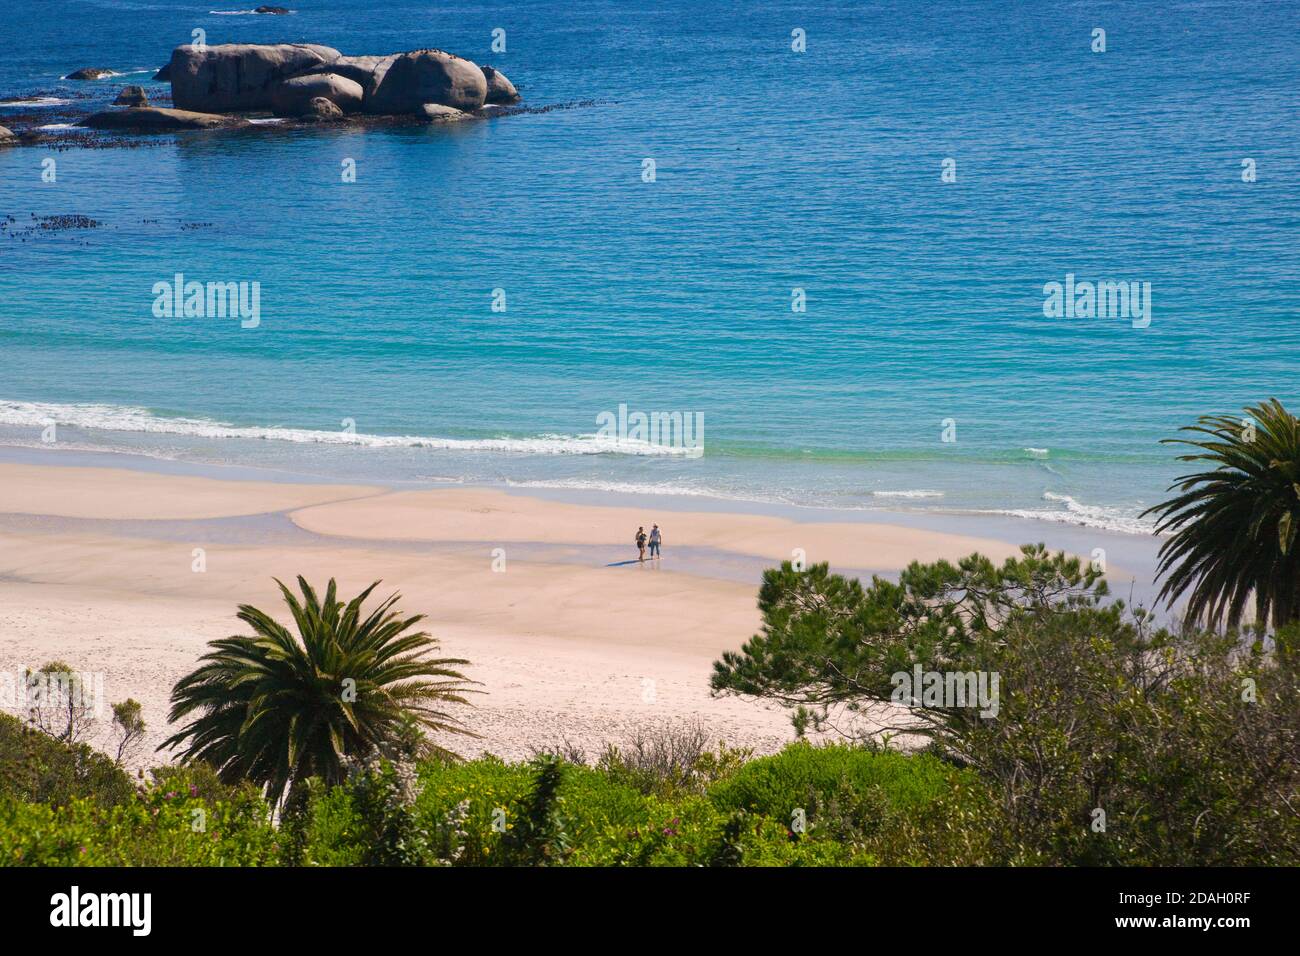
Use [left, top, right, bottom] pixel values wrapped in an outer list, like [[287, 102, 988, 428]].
[[0, 0, 1297, 532]]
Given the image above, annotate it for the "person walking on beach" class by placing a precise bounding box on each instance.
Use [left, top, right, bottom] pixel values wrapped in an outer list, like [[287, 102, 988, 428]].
[[648, 523, 662, 559], [635, 526, 648, 562]]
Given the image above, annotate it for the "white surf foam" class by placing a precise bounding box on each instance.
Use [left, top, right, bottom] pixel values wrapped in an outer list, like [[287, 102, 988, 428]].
[[870, 489, 944, 499], [1, 96, 72, 107], [504, 478, 729, 499], [984, 491, 1156, 536], [0, 400, 697, 457]]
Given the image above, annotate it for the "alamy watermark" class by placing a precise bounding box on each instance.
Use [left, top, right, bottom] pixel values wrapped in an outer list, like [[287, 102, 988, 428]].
[[152, 272, 260, 328], [50, 886, 151, 936], [891, 665, 1000, 718], [595, 403, 704, 458], [0, 667, 106, 720], [1042, 273, 1150, 328]]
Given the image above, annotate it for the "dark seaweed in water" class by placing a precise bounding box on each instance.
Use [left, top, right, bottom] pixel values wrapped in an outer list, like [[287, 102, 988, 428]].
[[35, 214, 103, 230], [1, 214, 105, 242], [489, 98, 608, 118], [19, 130, 162, 151]]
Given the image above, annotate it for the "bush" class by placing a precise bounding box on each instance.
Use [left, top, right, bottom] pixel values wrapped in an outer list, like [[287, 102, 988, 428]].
[[957, 616, 1300, 865], [148, 762, 261, 806], [499, 755, 570, 865], [705, 742, 976, 863], [0, 780, 279, 866], [407, 745, 895, 866], [711, 743, 958, 821], [412, 755, 650, 866], [0, 737, 985, 867], [536, 721, 751, 800], [0, 712, 135, 809], [296, 760, 433, 866], [711, 548, 1300, 866]]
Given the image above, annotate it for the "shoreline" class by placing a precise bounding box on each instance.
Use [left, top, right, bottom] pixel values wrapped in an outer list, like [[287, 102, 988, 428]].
[[0, 402, 1166, 538], [0, 440, 1163, 548], [0, 445, 1167, 770]]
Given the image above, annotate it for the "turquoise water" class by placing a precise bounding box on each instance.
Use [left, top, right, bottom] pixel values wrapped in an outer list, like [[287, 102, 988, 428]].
[[1, 0, 1297, 533]]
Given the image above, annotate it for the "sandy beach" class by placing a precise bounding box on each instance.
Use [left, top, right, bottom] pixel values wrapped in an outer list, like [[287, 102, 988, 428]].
[[0, 453, 1141, 769]]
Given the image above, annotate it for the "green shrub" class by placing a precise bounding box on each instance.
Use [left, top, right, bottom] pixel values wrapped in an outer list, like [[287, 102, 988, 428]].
[[148, 762, 261, 806], [566, 722, 752, 799], [710, 743, 958, 822], [411, 755, 533, 865], [499, 755, 570, 865], [294, 780, 364, 866], [297, 760, 434, 866], [404, 747, 883, 866], [701, 742, 977, 864], [0, 712, 135, 809], [413, 755, 651, 865], [712, 548, 1300, 866], [0, 781, 279, 866], [956, 618, 1300, 865]]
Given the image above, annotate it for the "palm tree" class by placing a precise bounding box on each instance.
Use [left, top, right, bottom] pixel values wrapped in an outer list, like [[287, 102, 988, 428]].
[[161, 577, 476, 805], [1144, 399, 1300, 628]]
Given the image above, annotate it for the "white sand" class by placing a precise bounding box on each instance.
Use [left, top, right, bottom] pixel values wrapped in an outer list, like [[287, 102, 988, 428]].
[[0, 461, 1028, 770]]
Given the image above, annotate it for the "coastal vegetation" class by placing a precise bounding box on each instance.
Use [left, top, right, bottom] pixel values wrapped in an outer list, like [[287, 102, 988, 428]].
[[2, 551, 1295, 866], [711, 547, 1298, 865], [4, 707, 1294, 866], [161, 577, 476, 807], [1143, 398, 1300, 627]]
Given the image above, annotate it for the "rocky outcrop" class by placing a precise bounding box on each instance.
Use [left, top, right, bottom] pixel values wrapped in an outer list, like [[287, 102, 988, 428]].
[[366, 49, 487, 114], [67, 68, 114, 80], [0, 125, 14, 143], [153, 63, 171, 82], [300, 97, 344, 122], [69, 42, 530, 134], [82, 107, 248, 131], [255, 5, 292, 13], [282, 48, 489, 114], [169, 43, 341, 112], [297, 54, 393, 99], [114, 85, 149, 107], [417, 103, 468, 123], [269, 73, 363, 116], [480, 66, 519, 104]]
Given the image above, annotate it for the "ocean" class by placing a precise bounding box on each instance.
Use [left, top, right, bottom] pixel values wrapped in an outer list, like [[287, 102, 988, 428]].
[[1, 0, 1296, 535]]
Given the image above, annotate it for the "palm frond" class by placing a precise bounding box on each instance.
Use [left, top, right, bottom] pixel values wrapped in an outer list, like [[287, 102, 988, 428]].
[[161, 577, 478, 805], [1143, 399, 1300, 628]]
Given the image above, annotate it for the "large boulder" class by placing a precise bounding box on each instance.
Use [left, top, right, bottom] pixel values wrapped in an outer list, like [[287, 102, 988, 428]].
[[67, 67, 114, 80], [0, 125, 14, 144], [480, 66, 519, 104], [366, 49, 487, 114], [169, 43, 340, 112], [298, 54, 394, 100], [300, 97, 344, 122], [114, 85, 149, 107], [82, 107, 248, 131], [269, 73, 362, 116], [417, 103, 469, 123]]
